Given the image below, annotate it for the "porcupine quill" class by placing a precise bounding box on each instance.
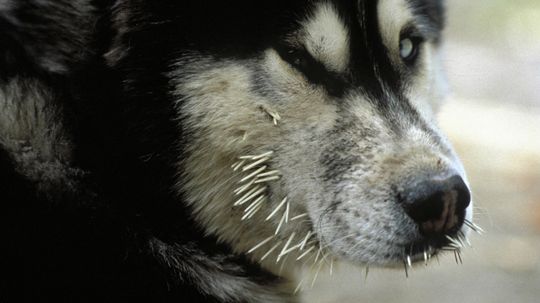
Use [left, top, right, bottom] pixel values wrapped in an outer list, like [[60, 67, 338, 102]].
[[236, 108, 485, 288], [236, 149, 483, 283], [235, 149, 330, 290], [401, 220, 483, 277], [233, 108, 331, 292]]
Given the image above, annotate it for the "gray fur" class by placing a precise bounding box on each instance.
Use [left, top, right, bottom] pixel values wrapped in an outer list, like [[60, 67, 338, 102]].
[[172, 0, 472, 287], [0, 0, 472, 301], [0, 77, 76, 186]]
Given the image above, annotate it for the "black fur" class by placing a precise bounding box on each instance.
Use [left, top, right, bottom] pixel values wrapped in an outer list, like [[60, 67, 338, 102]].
[[0, 0, 444, 301], [1, 1, 288, 302]]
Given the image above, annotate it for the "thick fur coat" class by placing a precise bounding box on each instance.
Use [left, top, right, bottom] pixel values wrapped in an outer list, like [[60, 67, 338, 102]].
[[1, 1, 473, 302]]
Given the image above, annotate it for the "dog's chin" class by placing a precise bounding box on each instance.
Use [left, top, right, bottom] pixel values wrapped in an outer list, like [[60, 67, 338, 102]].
[[375, 250, 443, 269], [336, 248, 444, 269], [328, 229, 467, 268]]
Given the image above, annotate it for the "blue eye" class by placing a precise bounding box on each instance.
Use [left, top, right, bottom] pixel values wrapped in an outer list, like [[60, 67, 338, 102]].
[[399, 37, 420, 63], [400, 38, 414, 58]]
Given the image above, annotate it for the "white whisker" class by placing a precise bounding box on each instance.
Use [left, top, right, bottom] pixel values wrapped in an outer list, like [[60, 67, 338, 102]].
[[464, 219, 485, 234]]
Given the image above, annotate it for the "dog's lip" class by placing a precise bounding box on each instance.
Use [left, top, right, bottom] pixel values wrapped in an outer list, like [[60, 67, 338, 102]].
[[403, 230, 466, 261], [409, 237, 448, 254]]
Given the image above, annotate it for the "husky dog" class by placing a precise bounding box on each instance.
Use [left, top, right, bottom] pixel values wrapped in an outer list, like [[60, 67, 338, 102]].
[[0, 0, 476, 302]]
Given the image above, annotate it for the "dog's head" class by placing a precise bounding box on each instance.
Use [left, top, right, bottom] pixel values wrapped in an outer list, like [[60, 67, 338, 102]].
[[172, 0, 473, 274]]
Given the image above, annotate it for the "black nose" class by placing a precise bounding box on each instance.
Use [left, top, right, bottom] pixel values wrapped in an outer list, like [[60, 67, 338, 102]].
[[402, 175, 470, 235]]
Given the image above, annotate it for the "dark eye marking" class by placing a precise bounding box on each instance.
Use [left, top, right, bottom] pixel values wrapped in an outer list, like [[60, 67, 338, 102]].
[[274, 44, 346, 97], [280, 47, 311, 70]]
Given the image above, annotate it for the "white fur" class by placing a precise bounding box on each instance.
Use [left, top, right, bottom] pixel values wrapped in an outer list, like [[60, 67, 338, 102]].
[[171, 52, 339, 279], [378, 0, 474, 236], [377, 0, 413, 64], [302, 2, 350, 73], [171, 0, 473, 293]]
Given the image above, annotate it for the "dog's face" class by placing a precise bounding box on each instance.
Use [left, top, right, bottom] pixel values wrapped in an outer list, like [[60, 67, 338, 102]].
[[173, 0, 473, 273]]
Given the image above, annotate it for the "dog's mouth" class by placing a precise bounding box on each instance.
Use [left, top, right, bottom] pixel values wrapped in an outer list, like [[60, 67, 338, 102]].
[[410, 219, 466, 252], [404, 232, 465, 264], [228, 147, 483, 278], [401, 218, 482, 267]]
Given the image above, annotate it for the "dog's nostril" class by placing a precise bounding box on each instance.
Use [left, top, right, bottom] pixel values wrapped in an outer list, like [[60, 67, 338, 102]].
[[403, 175, 470, 235]]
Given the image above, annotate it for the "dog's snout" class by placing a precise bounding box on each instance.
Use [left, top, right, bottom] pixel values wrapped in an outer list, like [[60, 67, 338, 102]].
[[402, 175, 470, 235]]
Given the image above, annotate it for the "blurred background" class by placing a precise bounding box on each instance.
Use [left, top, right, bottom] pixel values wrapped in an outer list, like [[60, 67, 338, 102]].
[[303, 1, 540, 302]]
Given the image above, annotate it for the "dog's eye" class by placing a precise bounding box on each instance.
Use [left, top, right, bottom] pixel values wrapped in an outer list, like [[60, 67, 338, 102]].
[[400, 38, 414, 58], [284, 48, 309, 69], [274, 44, 345, 96], [274, 43, 314, 71], [399, 37, 421, 63]]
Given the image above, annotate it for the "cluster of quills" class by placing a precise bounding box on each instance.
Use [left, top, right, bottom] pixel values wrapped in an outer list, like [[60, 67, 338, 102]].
[[229, 107, 335, 293], [401, 218, 484, 277], [231, 107, 485, 290], [230, 149, 334, 293]]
